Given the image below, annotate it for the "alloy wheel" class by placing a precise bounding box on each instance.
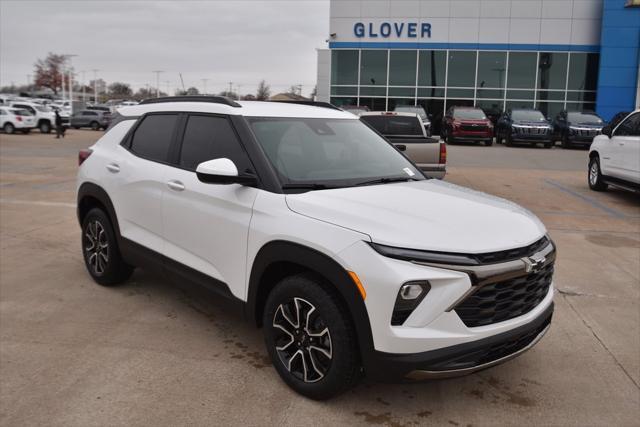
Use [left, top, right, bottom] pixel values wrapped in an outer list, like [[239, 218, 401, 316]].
[[589, 161, 599, 186], [272, 297, 332, 383], [84, 220, 109, 275]]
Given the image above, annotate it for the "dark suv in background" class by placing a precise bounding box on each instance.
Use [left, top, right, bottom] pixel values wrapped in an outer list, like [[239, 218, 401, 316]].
[[496, 109, 553, 148], [552, 111, 604, 148], [70, 110, 111, 130], [441, 106, 494, 146]]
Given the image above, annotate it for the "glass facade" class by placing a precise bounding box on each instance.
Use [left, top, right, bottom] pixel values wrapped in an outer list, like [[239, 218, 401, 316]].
[[330, 49, 599, 131]]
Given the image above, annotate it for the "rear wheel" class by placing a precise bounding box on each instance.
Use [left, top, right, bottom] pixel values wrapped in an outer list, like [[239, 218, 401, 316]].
[[21, 129, 30, 134], [81, 208, 134, 286], [39, 121, 51, 133], [588, 156, 608, 191], [90, 121, 100, 131], [263, 274, 359, 400], [3, 123, 15, 134]]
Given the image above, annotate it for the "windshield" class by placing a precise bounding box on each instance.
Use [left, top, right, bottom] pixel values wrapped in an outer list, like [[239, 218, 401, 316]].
[[248, 117, 423, 189], [512, 110, 546, 122], [395, 107, 427, 120], [360, 115, 423, 136], [568, 112, 602, 123], [453, 109, 487, 120]]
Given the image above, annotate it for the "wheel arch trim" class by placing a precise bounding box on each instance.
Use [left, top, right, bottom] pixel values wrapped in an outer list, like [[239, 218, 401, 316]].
[[77, 182, 121, 240], [246, 240, 375, 368]]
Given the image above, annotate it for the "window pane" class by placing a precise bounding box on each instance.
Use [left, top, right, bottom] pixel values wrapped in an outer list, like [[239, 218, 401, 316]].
[[477, 52, 507, 88], [447, 88, 474, 98], [331, 50, 358, 85], [507, 52, 537, 88], [360, 50, 388, 86], [507, 90, 535, 100], [388, 98, 417, 111], [331, 86, 358, 96], [475, 100, 504, 118], [358, 97, 387, 111], [130, 114, 178, 163], [359, 86, 386, 96], [330, 97, 358, 107], [506, 100, 534, 110], [417, 87, 445, 97], [179, 115, 250, 172], [418, 50, 446, 87], [568, 53, 599, 91], [388, 87, 415, 97], [566, 102, 596, 112], [536, 102, 565, 119], [614, 113, 640, 137], [538, 52, 568, 90], [536, 90, 565, 101], [476, 89, 504, 99], [447, 51, 477, 87], [389, 50, 417, 86]]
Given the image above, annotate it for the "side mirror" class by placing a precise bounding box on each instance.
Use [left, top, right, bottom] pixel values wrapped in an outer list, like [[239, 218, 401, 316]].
[[195, 158, 257, 186], [601, 125, 612, 138]]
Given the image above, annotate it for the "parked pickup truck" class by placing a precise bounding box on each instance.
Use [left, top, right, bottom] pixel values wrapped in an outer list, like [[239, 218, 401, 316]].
[[360, 111, 446, 179]]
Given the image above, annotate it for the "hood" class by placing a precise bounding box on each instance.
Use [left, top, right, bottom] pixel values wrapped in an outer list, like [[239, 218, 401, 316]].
[[569, 122, 603, 128], [513, 120, 550, 126], [286, 180, 546, 254], [456, 119, 490, 124]]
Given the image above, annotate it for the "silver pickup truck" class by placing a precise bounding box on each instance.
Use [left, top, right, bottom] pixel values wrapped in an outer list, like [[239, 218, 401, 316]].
[[360, 111, 446, 179]]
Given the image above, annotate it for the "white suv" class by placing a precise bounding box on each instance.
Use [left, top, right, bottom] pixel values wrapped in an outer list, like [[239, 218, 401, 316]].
[[9, 101, 56, 133], [589, 110, 640, 192], [77, 97, 555, 399], [0, 106, 36, 133]]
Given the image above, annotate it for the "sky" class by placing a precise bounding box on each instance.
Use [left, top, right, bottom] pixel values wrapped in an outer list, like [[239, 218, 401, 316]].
[[0, 0, 329, 97]]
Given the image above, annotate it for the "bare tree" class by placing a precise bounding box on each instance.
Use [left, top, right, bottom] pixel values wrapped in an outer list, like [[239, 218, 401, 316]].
[[33, 53, 67, 94], [218, 90, 238, 100], [108, 82, 133, 97], [256, 80, 270, 100]]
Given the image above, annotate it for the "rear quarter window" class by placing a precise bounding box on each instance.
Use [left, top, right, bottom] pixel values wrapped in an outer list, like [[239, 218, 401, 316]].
[[129, 114, 178, 163]]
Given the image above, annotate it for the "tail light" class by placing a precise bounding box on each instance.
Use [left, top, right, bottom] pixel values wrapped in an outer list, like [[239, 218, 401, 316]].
[[439, 142, 447, 164], [15, 116, 22, 122], [78, 149, 93, 166]]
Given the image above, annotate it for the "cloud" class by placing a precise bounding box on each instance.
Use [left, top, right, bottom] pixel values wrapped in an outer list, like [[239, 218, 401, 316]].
[[0, 0, 329, 96]]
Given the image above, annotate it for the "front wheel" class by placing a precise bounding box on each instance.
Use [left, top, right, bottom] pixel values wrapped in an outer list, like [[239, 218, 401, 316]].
[[484, 139, 493, 146], [588, 156, 608, 191], [544, 141, 553, 149], [263, 274, 360, 400], [90, 121, 100, 131], [81, 208, 134, 286]]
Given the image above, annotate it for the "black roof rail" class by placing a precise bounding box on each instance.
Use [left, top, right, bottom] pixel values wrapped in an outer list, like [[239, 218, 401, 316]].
[[270, 100, 343, 111], [139, 96, 241, 107]]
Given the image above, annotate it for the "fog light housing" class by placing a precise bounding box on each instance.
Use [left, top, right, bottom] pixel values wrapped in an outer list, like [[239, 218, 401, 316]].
[[391, 281, 430, 326]]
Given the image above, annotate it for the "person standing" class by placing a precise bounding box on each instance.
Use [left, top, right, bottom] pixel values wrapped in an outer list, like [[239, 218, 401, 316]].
[[55, 110, 64, 139]]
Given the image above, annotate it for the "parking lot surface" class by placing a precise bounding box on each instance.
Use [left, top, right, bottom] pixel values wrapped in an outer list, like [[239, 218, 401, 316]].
[[1, 130, 638, 426]]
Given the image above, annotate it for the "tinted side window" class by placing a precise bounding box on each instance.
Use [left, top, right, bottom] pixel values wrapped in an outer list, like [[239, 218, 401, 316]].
[[130, 114, 178, 162], [615, 113, 640, 137], [179, 115, 251, 172]]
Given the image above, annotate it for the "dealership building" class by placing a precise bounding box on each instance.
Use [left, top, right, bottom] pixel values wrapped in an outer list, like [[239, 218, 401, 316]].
[[316, 0, 640, 126]]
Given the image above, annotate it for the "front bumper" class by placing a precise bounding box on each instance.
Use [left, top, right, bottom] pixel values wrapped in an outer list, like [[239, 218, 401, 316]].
[[450, 132, 492, 142], [512, 133, 552, 143], [368, 302, 553, 381]]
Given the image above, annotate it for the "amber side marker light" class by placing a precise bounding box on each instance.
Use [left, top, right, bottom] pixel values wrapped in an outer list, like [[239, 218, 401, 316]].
[[348, 271, 366, 300]]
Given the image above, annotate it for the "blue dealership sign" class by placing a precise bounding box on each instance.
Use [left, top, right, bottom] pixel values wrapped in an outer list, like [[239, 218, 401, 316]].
[[354, 22, 432, 39]]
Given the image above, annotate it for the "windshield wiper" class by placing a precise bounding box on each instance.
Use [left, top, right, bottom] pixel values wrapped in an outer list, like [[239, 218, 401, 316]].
[[354, 176, 419, 187], [281, 183, 336, 190]]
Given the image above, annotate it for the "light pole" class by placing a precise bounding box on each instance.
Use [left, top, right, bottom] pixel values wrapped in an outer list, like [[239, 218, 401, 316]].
[[202, 78, 209, 95], [62, 54, 78, 113], [92, 69, 99, 103], [152, 70, 164, 98]]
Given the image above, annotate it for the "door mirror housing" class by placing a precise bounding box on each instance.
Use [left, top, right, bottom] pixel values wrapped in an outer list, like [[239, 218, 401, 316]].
[[195, 158, 257, 186], [601, 125, 612, 138]]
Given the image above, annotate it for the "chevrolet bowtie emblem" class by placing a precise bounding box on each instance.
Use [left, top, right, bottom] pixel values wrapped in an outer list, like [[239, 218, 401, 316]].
[[523, 254, 546, 273]]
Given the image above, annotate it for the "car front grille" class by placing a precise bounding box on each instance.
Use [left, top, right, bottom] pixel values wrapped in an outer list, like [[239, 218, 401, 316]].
[[514, 126, 549, 135], [574, 128, 599, 137], [460, 124, 488, 131], [454, 262, 554, 327], [472, 236, 549, 264]]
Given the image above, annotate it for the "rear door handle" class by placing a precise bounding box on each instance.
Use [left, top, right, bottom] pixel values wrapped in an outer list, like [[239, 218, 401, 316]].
[[167, 180, 185, 191], [106, 163, 120, 173], [396, 144, 407, 151]]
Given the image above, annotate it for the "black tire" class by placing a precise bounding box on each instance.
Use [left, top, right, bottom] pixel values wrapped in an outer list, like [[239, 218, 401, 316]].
[[73, 126, 81, 130], [39, 121, 51, 134], [484, 139, 493, 146], [505, 131, 513, 147], [81, 208, 134, 286], [3, 123, 15, 134], [263, 273, 360, 400], [588, 156, 608, 191], [90, 121, 100, 131], [22, 129, 31, 134], [544, 141, 553, 149]]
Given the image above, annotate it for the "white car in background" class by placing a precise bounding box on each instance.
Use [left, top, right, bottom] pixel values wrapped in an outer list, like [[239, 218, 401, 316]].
[[9, 101, 56, 133], [0, 106, 36, 134], [589, 109, 640, 192]]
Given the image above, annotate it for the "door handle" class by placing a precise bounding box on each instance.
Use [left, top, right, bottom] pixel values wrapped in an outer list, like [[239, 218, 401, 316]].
[[396, 144, 407, 151], [167, 180, 185, 191], [106, 163, 120, 173]]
